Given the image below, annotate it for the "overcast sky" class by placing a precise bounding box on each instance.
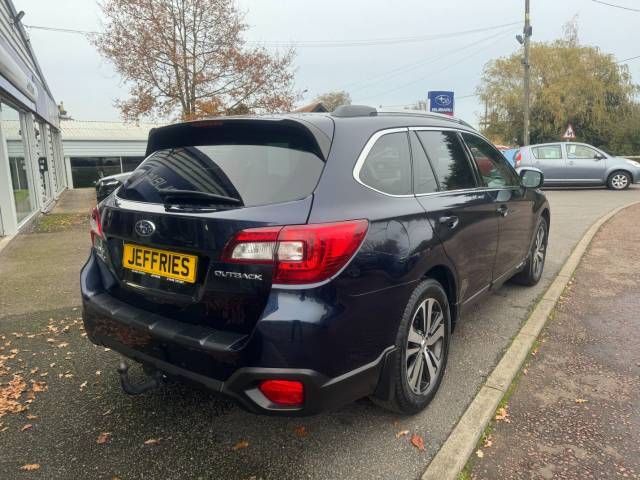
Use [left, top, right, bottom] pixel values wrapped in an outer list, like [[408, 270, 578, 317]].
[[14, 0, 640, 127]]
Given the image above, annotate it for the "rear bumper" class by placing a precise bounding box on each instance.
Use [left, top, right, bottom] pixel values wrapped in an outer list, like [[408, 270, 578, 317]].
[[81, 252, 396, 415]]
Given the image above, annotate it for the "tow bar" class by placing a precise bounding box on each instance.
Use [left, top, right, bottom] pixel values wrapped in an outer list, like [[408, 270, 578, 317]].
[[117, 362, 164, 395]]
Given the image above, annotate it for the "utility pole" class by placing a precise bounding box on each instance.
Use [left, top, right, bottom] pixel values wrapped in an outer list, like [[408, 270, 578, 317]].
[[523, 0, 532, 145]]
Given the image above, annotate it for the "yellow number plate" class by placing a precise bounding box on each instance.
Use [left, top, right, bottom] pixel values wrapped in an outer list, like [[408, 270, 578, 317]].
[[122, 244, 198, 284]]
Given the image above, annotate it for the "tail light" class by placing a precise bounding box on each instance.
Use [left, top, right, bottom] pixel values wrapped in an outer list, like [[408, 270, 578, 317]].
[[221, 219, 369, 284], [259, 380, 304, 406], [90, 207, 104, 245], [514, 150, 522, 168], [90, 207, 108, 261]]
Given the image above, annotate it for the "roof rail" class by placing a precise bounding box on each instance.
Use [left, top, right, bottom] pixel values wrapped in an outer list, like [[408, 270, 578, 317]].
[[331, 105, 378, 118], [377, 109, 473, 128]]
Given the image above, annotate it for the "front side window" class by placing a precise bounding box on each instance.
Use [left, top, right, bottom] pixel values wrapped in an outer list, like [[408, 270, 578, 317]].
[[359, 131, 412, 195], [416, 131, 476, 191], [532, 145, 562, 160], [566, 144, 599, 159], [462, 133, 520, 188]]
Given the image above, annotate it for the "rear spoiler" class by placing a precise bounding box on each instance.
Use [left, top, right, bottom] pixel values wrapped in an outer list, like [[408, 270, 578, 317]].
[[145, 117, 333, 161]]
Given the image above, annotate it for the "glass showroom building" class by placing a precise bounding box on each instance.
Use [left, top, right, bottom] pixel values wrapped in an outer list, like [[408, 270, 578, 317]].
[[0, 0, 66, 236]]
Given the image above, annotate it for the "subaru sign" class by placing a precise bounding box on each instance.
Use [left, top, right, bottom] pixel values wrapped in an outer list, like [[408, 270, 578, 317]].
[[428, 91, 455, 117]]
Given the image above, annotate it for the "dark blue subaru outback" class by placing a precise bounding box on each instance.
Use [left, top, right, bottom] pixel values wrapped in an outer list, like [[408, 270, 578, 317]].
[[81, 106, 549, 416]]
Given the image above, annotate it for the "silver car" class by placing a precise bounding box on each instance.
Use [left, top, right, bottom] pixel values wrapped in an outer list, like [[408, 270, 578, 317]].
[[516, 142, 640, 190]]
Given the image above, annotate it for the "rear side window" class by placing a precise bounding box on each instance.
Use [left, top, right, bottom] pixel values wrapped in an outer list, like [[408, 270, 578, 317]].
[[416, 131, 476, 191], [532, 145, 562, 160], [410, 132, 438, 194], [359, 132, 412, 195], [118, 145, 324, 207], [461, 133, 520, 188]]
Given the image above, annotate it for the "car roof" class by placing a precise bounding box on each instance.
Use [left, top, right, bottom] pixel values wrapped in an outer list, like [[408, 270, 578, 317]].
[[145, 106, 480, 160]]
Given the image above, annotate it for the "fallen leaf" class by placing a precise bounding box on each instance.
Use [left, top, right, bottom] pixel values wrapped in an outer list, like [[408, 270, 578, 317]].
[[522, 368, 528, 375], [483, 436, 493, 448], [26, 414, 38, 420], [293, 426, 309, 437], [95, 370, 102, 376], [57, 343, 69, 349], [495, 406, 510, 422], [476, 449, 484, 458], [395, 429, 410, 439], [20, 464, 40, 471], [531, 347, 539, 356], [232, 440, 249, 450], [575, 398, 588, 404], [21, 424, 32, 431], [30, 381, 48, 393], [96, 432, 111, 444], [79, 381, 88, 390], [143, 437, 162, 445], [410, 433, 425, 451]]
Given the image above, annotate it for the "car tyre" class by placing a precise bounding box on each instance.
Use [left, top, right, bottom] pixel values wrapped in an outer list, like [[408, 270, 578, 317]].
[[607, 171, 631, 190], [511, 217, 548, 286], [372, 279, 451, 414]]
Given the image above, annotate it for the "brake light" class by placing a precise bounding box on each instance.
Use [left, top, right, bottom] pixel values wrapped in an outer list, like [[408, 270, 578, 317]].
[[259, 380, 304, 406], [221, 220, 369, 284], [90, 207, 104, 245], [515, 151, 522, 168]]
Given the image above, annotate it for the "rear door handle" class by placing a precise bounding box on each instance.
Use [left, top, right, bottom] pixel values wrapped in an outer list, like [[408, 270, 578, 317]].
[[496, 205, 509, 217], [438, 215, 459, 229]]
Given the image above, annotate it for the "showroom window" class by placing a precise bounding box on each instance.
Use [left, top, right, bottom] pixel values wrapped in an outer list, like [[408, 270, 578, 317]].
[[2, 102, 36, 224], [70, 156, 145, 187]]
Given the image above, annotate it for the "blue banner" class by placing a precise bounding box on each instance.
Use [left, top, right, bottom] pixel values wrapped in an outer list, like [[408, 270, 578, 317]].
[[428, 91, 455, 117]]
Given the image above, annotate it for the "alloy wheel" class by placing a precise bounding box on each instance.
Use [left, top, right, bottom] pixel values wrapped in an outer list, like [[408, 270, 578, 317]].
[[611, 174, 629, 190], [532, 223, 546, 279], [406, 298, 445, 395]]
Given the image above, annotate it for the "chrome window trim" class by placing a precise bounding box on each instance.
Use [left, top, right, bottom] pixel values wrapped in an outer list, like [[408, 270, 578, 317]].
[[353, 126, 523, 198], [414, 186, 521, 198], [352, 127, 414, 198]]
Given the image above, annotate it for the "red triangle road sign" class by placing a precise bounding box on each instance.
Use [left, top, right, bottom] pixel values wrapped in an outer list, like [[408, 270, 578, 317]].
[[563, 124, 576, 140]]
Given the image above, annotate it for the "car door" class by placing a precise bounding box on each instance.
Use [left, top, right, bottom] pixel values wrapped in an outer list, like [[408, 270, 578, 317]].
[[411, 129, 498, 303], [564, 143, 606, 183], [461, 132, 534, 282], [529, 144, 566, 183]]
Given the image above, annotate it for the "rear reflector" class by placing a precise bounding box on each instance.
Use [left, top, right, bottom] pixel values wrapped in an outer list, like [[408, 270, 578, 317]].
[[222, 220, 369, 284], [258, 380, 304, 406], [515, 151, 522, 168]]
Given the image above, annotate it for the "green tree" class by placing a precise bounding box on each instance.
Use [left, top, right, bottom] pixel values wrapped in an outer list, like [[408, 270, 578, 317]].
[[314, 91, 352, 111], [477, 25, 639, 154]]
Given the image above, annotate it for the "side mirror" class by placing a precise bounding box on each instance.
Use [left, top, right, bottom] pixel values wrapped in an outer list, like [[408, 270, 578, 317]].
[[594, 153, 605, 161], [516, 167, 544, 189]]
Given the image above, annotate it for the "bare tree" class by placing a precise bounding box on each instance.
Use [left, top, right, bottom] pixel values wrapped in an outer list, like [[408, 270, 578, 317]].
[[314, 91, 352, 111], [94, 0, 299, 121]]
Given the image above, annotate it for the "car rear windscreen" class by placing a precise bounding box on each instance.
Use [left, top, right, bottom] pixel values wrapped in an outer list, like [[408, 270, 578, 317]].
[[117, 144, 325, 207]]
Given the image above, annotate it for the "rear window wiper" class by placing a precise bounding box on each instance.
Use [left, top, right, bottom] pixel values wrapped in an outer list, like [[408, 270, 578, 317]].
[[157, 189, 242, 205]]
